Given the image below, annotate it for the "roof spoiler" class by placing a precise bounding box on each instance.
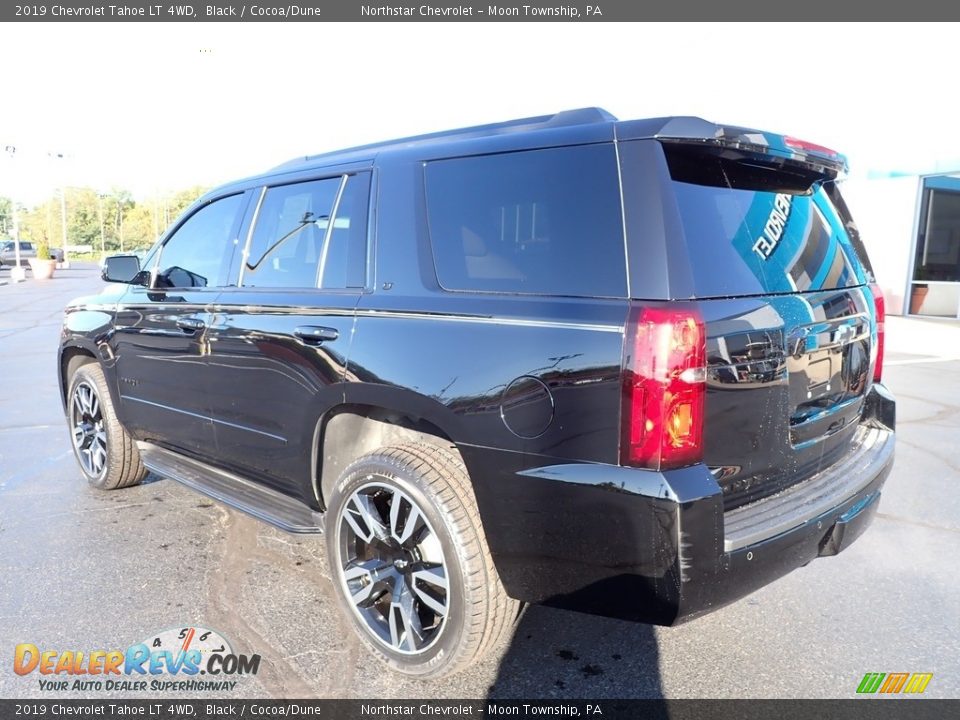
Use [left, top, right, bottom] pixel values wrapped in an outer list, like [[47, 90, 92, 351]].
[[650, 117, 849, 179]]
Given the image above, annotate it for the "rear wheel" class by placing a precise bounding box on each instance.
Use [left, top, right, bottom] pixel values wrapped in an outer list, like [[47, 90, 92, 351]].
[[325, 442, 517, 678], [67, 363, 147, 490]]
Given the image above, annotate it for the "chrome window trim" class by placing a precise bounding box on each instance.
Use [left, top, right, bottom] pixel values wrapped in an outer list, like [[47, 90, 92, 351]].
[[316, 174, 350, 289], [237, 186, 268, 287]]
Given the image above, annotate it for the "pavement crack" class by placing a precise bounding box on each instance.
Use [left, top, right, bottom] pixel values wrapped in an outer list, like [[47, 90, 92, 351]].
[[894, 436, 960, 473], [894, 394, 960, 426], [1, 500, 158, 528], [876, 512, 960, 535]]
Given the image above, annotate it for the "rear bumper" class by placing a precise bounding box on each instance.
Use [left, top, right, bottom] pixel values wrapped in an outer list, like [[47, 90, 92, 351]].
[[674, 425, 891, 623], [723, 422, 891, 553], [467, 382, 895, 625]]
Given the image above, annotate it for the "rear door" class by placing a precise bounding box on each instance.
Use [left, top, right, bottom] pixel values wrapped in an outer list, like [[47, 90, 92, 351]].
[[623, 139, 878, 508], [204, 171, 371, 502]]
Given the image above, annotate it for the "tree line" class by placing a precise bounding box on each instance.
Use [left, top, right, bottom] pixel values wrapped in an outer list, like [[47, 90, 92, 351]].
[[0, 185, 208, 255]]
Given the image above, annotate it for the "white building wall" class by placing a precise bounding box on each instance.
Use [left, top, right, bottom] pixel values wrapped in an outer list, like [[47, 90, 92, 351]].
[[842, 176, 921, 316]]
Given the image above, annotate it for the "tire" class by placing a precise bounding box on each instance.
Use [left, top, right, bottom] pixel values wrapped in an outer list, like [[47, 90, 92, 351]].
[[325, 442, 517, 678], [67, 362, 148, 490]]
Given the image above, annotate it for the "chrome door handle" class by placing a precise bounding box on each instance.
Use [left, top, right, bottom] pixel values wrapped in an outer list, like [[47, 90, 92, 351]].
[[294, 326, 339, 344], [176, 317, 206, 332]]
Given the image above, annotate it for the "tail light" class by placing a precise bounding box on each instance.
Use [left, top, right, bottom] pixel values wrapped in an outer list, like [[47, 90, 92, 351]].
[[869, 282, 885, 383], [621, 306, 706, 471]]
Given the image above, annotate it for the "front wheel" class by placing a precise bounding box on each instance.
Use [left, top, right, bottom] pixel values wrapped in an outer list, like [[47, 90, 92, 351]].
[[325, 443, 517, 678], [67, 362, 148, 490]]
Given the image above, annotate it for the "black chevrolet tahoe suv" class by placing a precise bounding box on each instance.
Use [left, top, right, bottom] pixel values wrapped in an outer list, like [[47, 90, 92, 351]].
[[59, 108, 895, 678]]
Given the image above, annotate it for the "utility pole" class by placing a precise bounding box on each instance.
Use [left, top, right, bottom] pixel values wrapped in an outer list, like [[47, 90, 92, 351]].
[[60, 187, 67, 258], [3, 145, 25, 282], [97, 193, 106, 256], [49, 152, 70, 268]]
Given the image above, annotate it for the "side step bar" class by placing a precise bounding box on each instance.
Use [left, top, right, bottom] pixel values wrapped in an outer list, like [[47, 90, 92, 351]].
[[138, 442, 324, 534]]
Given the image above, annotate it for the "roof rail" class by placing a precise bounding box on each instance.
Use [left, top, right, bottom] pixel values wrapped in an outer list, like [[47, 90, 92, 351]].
[[273, 107, 618, 171]]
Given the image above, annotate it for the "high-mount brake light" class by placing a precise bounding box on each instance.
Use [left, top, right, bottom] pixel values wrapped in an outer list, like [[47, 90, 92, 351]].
[[621, 306, 706, 471], [784, 136, 841, 159]]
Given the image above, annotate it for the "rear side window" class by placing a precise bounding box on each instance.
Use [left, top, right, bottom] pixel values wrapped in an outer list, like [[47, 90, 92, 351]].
[[242, 173, 370, 290], [425, 144, 626, 297], [664, 144, 868, 297], [243, 178, 341, 289], [319, 173, 371, 289]]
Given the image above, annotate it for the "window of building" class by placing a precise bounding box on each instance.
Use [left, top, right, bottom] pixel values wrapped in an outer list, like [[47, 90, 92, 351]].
[[914, 188, 960, 282], [910, 177, 960, 317]]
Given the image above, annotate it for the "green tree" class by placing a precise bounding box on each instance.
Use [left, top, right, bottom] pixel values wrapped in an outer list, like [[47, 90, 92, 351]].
[[0, 196, 12, 238], [16, 184, 210, 254], [108, 189, 135, 253], [65, 188, 102, 250], [168, 185, 208, 220], [122, 202, 156, 251], [19, 198, 60, 247]]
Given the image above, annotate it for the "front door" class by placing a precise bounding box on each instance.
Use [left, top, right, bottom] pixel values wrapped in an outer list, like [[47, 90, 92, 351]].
[[112, 193, 247, 460]]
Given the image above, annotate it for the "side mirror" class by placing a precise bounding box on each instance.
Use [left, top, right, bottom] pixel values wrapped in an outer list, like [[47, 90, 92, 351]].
[[101, 255, 145, 284]]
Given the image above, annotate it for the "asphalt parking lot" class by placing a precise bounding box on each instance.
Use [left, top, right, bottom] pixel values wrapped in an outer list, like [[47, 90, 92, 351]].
[[0, 263, 957, 699]]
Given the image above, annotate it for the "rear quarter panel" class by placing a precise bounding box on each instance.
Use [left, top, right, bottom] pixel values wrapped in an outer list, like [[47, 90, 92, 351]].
[[347, 154, 631, 601]]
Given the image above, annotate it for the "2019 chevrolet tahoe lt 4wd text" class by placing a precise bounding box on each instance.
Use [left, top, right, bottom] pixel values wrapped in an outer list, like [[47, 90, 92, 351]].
[[59, 109, 895, 678]]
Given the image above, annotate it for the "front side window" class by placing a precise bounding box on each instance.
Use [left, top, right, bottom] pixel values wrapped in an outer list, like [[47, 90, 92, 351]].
[[425, 144, 626, 297], [155, 194, 243, 289]]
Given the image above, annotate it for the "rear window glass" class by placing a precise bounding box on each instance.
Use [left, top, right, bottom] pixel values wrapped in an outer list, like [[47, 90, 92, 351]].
[[425, 144, 626, 297], [666, 146, 868, 296]]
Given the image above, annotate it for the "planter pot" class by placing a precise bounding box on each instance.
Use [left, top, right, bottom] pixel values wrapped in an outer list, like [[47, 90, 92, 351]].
[[909, 285, 929, 315], [28, 258, 57, 280]]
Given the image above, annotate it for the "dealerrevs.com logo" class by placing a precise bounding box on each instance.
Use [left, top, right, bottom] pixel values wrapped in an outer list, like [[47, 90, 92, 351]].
[[857, 672, 933, 695], [13, 626, 261, 692]]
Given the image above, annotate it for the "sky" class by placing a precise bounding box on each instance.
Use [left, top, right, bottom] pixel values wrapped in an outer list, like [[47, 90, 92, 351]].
[[2, 22, 960, 206]]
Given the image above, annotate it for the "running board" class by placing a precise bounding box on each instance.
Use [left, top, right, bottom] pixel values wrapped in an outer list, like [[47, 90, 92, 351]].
[[138, 442, 324, 534]]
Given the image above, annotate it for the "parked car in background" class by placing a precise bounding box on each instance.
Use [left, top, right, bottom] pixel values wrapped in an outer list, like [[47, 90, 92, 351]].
[[0, 240, 63, 265], [0, 240, 36, 266]]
